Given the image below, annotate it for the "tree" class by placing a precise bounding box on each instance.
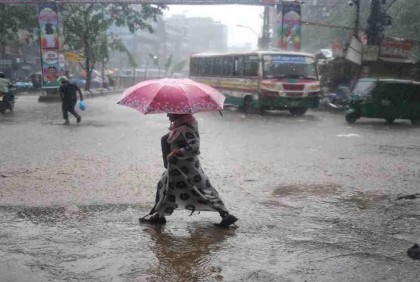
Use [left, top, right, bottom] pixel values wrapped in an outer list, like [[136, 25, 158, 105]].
[[386, 0, 420, 41], [301, 1, 371, 52], [0, 4, 37, 57], [62, 4, 166, 90], [170, 59, 187, 76], [164, 54, 173, 76]]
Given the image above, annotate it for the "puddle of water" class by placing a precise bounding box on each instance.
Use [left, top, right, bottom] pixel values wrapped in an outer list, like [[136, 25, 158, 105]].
[[143, 223, 236, 281], [342, 191, 391, 210], [272, 183, 342, 197]]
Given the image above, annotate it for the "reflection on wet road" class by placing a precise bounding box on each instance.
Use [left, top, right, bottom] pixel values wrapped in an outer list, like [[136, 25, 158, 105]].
[[1, 95, 419, 281]]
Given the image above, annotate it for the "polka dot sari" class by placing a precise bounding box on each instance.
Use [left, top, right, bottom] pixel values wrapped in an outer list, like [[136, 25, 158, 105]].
[[149, 123, 229, 217]]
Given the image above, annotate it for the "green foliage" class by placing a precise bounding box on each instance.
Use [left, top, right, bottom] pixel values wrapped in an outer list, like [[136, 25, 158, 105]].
[[386, 0, 420, 41], [301, 2, 371, 52], [108, 36, 137, 68], [301, 0, 420, 52], [170, 59, 187, 75], [0, 4, 37, 50], [62, 3, 166, 89], [164, 54, 173, 70]]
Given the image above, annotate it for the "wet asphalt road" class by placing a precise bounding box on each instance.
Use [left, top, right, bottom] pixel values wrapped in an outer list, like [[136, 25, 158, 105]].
[[1, 93, 419, 282]]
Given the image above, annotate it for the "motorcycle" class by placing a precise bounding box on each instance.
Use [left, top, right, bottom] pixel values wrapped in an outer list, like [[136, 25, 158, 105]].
[[0, 85, 16, 113], [320, 85, 351, 110]]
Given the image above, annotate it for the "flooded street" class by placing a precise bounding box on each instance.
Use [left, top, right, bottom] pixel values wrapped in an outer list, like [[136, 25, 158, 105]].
[[1, 93, 419, 281]]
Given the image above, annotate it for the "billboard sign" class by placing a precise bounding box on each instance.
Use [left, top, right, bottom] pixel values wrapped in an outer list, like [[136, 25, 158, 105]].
[[38, 2, 65, 88], [380, 37, 419, 62], [277, 2, 301, 51]]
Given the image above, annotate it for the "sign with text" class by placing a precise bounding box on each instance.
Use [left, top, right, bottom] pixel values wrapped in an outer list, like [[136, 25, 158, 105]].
[[270, 55, 306, 64], [380, 37, 419, 62], [38, 2, 65, 88]]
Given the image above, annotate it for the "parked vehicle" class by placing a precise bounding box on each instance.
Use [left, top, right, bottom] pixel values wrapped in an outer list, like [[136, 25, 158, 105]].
[[29, 72, 42, 89], [320, 84, 351, 110], [15, 81, 33, 91], [70, 75, 108, 89], [345, 78, 420, 125]]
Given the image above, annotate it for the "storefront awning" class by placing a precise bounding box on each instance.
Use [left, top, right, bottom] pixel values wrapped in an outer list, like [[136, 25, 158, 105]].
[[379, 57, 416, 64]]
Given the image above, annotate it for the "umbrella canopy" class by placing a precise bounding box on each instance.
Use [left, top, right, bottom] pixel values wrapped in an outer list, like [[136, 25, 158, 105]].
[[118, 78, 225, 114]]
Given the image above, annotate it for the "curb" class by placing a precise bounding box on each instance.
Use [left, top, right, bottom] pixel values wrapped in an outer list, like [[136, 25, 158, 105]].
[[37, 88, 124, 103]]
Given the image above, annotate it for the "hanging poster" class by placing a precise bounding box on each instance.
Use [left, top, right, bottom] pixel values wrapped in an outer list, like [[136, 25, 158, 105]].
[[38, 2, 64, 88], [277, 2, 301, 51]]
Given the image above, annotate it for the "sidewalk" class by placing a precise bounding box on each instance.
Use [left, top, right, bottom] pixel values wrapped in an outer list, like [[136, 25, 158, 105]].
[[33, 87, 124, 102]]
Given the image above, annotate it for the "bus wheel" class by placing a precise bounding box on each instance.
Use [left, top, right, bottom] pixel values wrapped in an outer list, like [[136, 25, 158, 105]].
[[243, 95, 253, 114], [289, 107, 307, 116], [345, 112, 359, 124]]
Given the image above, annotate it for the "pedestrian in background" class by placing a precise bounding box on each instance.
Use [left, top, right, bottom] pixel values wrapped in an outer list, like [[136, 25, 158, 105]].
[[0, 72, 15, 113], [58, 76, 83, 125], [140, 113, 238, 227]]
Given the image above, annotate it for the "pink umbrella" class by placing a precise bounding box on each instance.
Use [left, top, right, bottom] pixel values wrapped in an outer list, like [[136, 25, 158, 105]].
[[118, 78, 225, 114]]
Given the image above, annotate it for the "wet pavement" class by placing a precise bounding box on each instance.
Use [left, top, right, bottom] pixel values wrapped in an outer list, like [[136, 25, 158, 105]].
[[1, 93, 419, 281]]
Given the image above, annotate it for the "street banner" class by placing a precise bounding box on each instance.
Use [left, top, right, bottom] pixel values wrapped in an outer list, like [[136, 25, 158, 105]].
[[277, 2, 301, 51], [346, 36, 362, 65], [38, 2, 65, 88]]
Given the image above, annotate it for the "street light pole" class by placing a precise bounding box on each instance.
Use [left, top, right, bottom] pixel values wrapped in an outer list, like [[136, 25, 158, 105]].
[[236, 24, 259, 48], [236, 25, 258, 36]]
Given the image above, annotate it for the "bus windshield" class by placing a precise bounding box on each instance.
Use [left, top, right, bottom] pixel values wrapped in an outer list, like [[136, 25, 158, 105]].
[[263, 54, 318, 80]]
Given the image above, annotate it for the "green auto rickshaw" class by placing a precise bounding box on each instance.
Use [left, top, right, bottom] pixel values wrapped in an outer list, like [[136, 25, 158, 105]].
[[345, 78, 420, 125]]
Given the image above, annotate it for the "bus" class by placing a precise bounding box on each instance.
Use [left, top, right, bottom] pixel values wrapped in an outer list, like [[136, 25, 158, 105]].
[[189, 50, 320, 115]]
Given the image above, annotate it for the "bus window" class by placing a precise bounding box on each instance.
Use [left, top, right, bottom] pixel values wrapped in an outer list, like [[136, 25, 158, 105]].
[[233, 57, 242, 77], [209, 58, 215, 76], [243, 55, 258, 77], [222, 57, 233, 76], [214, 57, 222, 76], [190, 58, 197, 75], [199, 58, 207, 76]]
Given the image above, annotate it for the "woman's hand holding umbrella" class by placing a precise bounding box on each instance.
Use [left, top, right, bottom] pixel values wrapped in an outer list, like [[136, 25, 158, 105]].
[[167, 149, 182, 160]]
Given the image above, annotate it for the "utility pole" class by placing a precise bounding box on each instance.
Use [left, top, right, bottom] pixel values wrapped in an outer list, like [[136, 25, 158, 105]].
[[366, 0, 382, 45], [354, 0, 360, 39], [348, 0, 361, 39], [366, 0, 392, 46], [260, 6, 271, 50]]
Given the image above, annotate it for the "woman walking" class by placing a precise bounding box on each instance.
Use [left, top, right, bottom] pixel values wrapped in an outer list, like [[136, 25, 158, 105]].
[[140, 113, 238, 227]]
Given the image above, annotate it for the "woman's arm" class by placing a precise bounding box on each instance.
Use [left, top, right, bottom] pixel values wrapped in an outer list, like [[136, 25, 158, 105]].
[[168, 126, 200, 159]]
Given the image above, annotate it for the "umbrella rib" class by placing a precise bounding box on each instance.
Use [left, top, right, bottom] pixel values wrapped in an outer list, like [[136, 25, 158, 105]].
[[179, 82, 193, 113]]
